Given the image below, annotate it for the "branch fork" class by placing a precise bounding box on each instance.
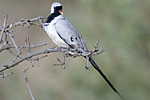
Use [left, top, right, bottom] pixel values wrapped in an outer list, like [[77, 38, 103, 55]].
[[54, 40, 106, 69], [0, 15, 106, 74]]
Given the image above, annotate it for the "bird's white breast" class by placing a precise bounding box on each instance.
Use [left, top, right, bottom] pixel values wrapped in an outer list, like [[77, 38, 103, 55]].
[[44, 16, 69, 48]]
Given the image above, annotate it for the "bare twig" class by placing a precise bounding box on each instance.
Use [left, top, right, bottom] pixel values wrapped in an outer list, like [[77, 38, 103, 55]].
[[7, 31, 21, 57], [39, 17, 45, 28], [0, 16, 45, 31], [53, 54, 66, 69], [25, 36, 34, 66], [0, 72, 13, 78], [7, 48, 20, 57], [0, 48, 57, 72], [33, 55, 48, 67], [4, 32, 8, 43], [0, 42, 47, 53], [33, 55, 48, 61], [25, 36, 31, 54], [0, 15, 8, 43], [22, 68, 36, 100], [0, 15, 106, 75], [21, 42, 47, 49]]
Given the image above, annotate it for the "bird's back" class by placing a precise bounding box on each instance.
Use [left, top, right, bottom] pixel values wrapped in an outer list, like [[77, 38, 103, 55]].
[[55, 15, 88, 51]]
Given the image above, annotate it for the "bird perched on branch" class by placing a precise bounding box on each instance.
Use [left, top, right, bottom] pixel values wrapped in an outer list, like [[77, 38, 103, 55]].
[[44, 2, 123, 99]]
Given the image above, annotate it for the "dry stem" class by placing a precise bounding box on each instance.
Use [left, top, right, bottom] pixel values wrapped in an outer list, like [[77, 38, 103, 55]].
[[22, 68, 36, 100]]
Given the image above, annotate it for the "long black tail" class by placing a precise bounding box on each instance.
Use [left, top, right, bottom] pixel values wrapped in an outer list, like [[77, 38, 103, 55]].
[[89, 56, 124, 99]]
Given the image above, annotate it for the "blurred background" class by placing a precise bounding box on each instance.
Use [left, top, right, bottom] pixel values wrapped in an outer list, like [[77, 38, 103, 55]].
[[0, 0, 150, 100]]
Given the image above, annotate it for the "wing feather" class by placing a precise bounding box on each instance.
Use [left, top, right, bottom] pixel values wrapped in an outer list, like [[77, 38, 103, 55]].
[[55, 16, 88, 51]]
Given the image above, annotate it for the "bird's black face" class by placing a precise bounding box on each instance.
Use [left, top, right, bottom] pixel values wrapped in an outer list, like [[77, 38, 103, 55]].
[[54, 6, 63, 14], [54, 6, 62, 10]]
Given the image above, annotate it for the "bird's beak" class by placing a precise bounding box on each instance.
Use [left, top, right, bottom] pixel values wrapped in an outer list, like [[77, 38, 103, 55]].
[[60, 12, 63, 15], [59, 10, 63, 15]]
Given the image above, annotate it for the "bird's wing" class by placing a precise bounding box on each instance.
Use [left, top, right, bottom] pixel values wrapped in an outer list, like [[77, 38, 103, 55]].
[[55, 16, 88, 51]]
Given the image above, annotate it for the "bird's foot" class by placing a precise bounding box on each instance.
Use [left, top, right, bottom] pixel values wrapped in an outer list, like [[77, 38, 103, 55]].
[[57, 47, 62, 52], [58, 47, 70, 54]]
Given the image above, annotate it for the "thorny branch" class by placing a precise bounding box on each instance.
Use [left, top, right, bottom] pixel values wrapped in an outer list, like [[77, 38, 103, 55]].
[[0, 15, 106, 75], [0, 16, 45, 32], [0, 15, 106, 100], [0, 48, 57, 72], [0, 15, 50, 74]]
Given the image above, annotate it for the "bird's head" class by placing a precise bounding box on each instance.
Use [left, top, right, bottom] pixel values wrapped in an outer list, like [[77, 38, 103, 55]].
[[51, 2, 63, 15]]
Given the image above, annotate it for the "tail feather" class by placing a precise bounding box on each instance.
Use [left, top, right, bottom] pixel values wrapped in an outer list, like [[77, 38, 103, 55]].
[[89, 56, 124, 99]]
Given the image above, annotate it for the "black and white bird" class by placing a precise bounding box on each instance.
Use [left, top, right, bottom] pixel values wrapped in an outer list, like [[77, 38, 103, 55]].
[[44, 2, 123, 99]]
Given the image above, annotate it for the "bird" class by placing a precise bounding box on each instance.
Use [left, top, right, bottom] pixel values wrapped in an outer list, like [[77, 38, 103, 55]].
[[44, 2, 123, 99]]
